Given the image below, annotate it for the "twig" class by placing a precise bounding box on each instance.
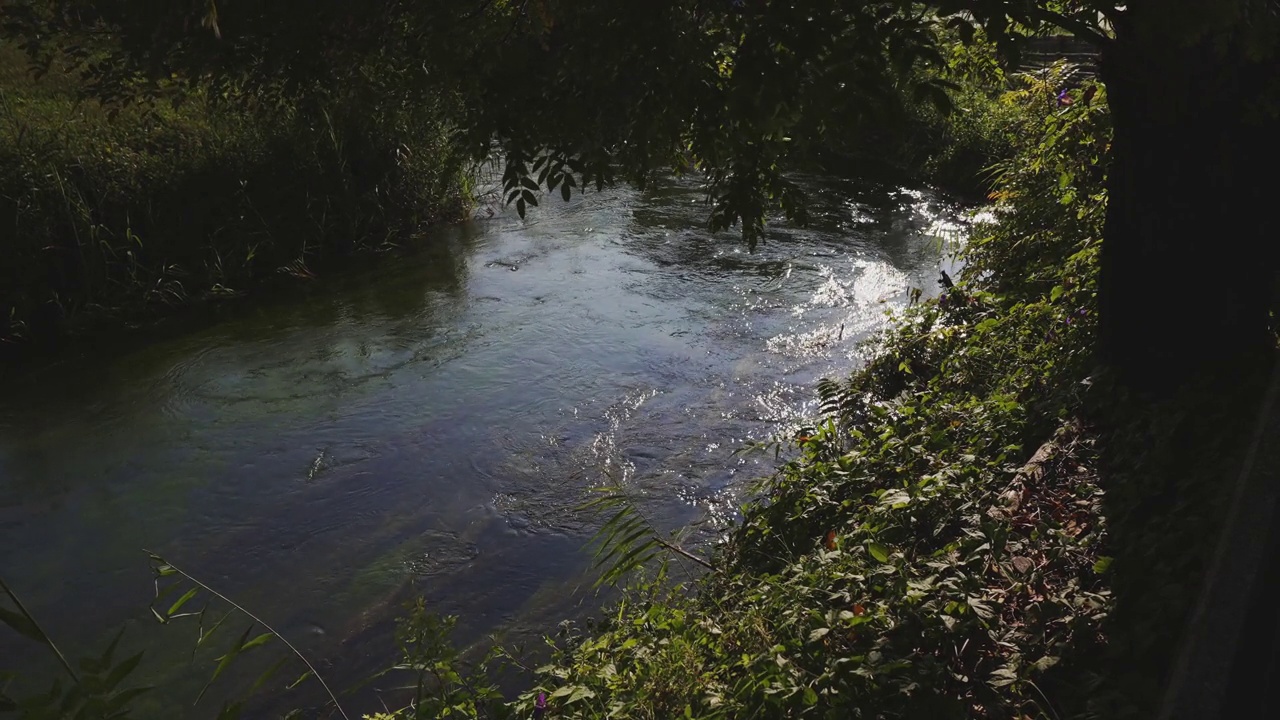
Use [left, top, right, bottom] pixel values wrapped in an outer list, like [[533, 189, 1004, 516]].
[[0, 576, 80, 683], [144, 551, 350, 720], [653, 538, 713, 570]]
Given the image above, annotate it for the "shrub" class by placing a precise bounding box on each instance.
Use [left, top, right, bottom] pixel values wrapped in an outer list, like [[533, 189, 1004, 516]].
[[0, 42, 471, 344], [498, 72, 1111, 720]]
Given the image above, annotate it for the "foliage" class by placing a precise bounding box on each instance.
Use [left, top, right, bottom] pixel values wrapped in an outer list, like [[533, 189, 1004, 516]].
[[501, 74, 1111, 720], [0, 32, 1260, 718], [0, 577, 150, 719], [4, 0, 1278, 378], [583, 485, 713, 589], [6, 1, 1277, 362], [909, 38, 1024, 194], [143, 552, 349, 720], [510, 65, 1265, 719], [380, 600, 511, 720], [810, 29, 1023, 197], [2, 1, 953, 246], [3, 552, 515, 720], [964, 69, 1108, 299], [0, 41, 471, 345]]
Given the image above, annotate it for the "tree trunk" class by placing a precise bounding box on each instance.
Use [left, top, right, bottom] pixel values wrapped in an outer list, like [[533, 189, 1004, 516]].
[[1099, 13, 1280, 390]]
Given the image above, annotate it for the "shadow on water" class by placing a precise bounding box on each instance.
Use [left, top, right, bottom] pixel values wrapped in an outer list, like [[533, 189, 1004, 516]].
[[0, 174, 968, 715]]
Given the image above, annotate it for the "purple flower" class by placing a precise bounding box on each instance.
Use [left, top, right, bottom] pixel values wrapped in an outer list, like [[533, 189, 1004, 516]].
[[533, 692, 548, 719]]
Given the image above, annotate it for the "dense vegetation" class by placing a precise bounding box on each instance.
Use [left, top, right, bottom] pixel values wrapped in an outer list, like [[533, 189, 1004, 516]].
[[503, 72, 1115, 720], [0, 39, 471, 347], [2, 1, 1278, 718], [5, 1, 1277, 378], [0, 1, 1017, 350], [3, 64, 1260, 720]]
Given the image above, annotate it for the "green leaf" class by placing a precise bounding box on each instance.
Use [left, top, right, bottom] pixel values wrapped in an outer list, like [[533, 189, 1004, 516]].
[[989, 665, 1018, 688], [248, 657, 288, 696], [567, 686, 596, 704], [1032, 656, 1060, 672], [97, 626, 126, 669], [1093, 556, 1113, 574], [105, 686, 151, 715], [0, 605, 48, 645], [1050, 285, 1064, 302], [197, 611, 232, 652], [967, 597, 995, 620], [239, 633, 274, 653], [286, 670, 313, 690], [196, 625, 254, 705], [878, 489, 911, 508], [867, 543, 891, 563], [802, 686, 818, 705], [808, 628, 830, 643], [104, 652, 144, 692], [168, 588, 200, 618]]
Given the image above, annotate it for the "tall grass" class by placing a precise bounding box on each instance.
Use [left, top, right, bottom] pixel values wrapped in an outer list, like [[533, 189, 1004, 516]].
[[0, 42, 472, 346]]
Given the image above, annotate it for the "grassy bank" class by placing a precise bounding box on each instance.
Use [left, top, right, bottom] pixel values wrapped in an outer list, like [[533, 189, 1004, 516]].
[[1, 58, 1263, 719], [0, 43, 472, 348], [483, 72, 1258, 719], [490, 73, 1109, 719]]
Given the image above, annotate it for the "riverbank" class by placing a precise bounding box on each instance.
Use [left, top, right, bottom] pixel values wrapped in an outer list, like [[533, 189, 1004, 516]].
[[1, 29, 1029, 363], [0, 42, 472, 352], [487, 72, 1109, 719], [0, 162, 970, 717], [487, 73, 1266, 719], [1, 47, 1262, 719]]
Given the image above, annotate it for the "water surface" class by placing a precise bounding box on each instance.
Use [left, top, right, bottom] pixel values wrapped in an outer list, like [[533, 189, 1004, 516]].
[[0, 175, 962, 714]]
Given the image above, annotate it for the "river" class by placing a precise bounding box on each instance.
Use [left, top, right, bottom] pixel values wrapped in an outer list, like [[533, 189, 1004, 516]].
[[0, 174, 963, 715]]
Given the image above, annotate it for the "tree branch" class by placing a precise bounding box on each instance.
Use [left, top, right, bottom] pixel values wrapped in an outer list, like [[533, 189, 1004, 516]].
[[1026, 6, 1111, 45], [654, 538, 714, 570]]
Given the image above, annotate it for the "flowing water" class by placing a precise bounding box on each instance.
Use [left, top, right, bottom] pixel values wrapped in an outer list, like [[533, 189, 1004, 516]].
[[0, 174, 964, 714]]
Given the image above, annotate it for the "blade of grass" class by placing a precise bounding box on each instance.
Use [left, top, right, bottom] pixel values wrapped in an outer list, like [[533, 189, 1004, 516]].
[[143, 551, 350, 720], [0, 575, 80, 683]]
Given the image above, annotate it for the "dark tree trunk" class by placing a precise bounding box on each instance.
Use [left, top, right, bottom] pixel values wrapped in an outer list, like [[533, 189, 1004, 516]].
[[1099, 12, 1280, 390]]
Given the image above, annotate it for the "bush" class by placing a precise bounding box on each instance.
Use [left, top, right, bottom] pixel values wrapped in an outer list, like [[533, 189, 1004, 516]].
[[0, 42, 471, 344], [3, 54, 1250, 720], [490, 72, 1112, 720]]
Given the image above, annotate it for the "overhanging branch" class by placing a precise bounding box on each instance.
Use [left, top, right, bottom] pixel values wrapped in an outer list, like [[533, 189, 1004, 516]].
[[1025, 6, 1111, 45]]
